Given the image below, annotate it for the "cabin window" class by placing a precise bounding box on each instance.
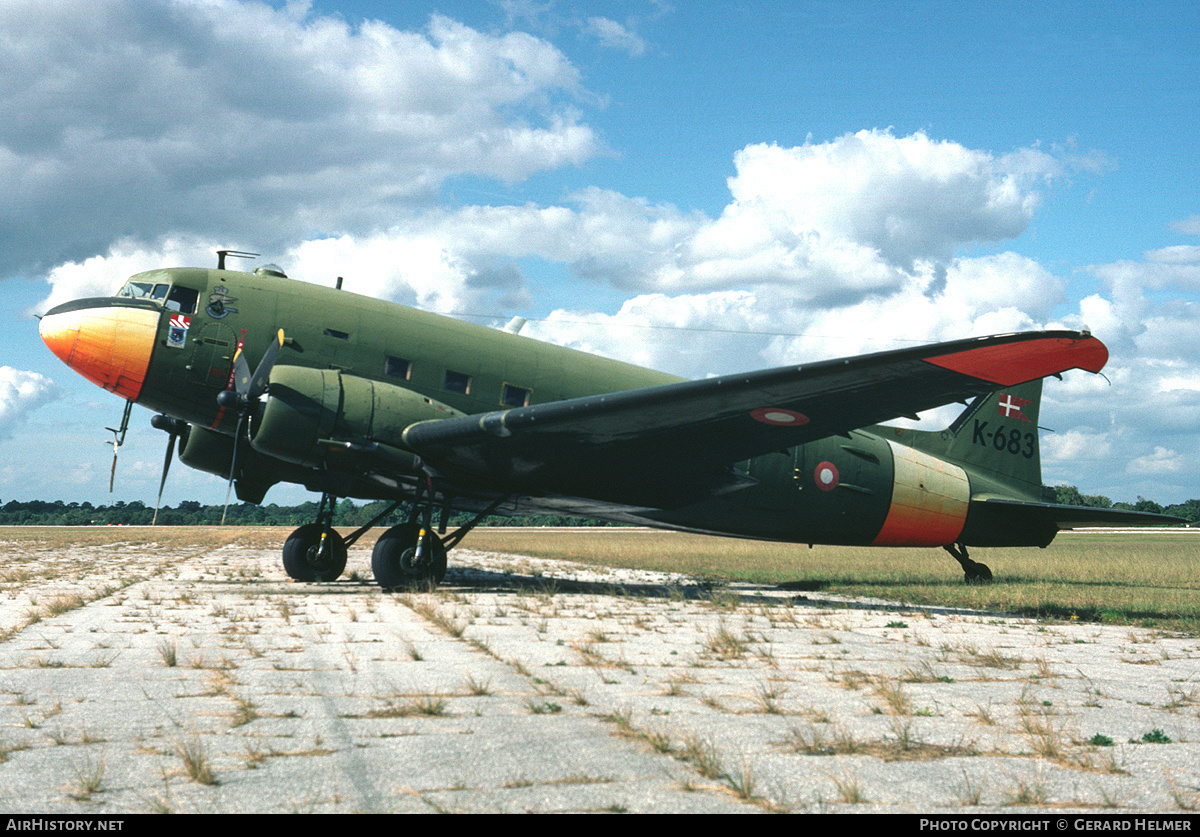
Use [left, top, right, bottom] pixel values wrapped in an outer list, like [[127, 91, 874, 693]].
[[385, 356, 411, 380], [166, 286, 198, 314], [443, 370, 472, 395], [501, 383, 531, 407]]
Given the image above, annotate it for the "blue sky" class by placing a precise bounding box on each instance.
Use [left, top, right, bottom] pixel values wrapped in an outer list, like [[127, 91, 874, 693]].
[[2, 0, 1198, 508]]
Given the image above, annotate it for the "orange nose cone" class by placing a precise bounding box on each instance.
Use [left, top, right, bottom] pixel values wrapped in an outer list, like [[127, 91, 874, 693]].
[[39, 303, 160, 400]]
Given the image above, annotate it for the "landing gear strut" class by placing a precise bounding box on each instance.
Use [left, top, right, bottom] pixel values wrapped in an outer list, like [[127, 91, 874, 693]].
[[371, 476, 509, 591], [944, 542, 992, 584], [280, 482, 507, 589]]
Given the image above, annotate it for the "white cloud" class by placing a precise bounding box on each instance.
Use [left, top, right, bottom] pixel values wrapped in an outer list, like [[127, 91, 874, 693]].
[[726, 132, 1060, 271], [0, 0, 598, 277], [86, 129, 1060, 382], [36, 235, 215, 313], [1171, 214, 1200, 236], [1042, 428, 1114, 467], [585, 17, 647, 56], [1127, 446, 1183, 475], [0, 368, 59, 439]]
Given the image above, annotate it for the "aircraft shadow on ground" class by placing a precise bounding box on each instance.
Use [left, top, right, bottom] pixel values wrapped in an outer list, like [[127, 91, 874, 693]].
[[202, 565, 1010, 617]]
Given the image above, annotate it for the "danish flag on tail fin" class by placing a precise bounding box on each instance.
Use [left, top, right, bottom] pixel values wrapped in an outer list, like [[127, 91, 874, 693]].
[[997, 393, 1033, 422]]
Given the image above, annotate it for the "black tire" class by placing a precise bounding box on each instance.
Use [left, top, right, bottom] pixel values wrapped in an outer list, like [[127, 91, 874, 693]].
[[372, 524, 418, 590], [283, 523, 347, 582], [963, 560, 993, 584], [373, 524, 447, 588]]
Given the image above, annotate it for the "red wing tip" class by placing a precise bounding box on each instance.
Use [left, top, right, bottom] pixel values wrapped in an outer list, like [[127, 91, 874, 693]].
[[925, 334, 1108, 386]]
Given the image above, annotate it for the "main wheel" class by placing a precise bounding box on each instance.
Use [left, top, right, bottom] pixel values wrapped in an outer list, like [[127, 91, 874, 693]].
[[283, 523, 347, 582], [372, 524, 446, 589], [372, 523, 418, 590]]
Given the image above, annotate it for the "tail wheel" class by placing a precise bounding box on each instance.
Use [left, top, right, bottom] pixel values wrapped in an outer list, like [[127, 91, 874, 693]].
[[283, 523, 347, 582], [944, 542, 992, 584]]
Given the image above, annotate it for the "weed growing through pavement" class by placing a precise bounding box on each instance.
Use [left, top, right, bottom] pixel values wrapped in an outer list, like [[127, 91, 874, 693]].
[[954, 768, 984, 806], [703, 622, 750, 660], [177, 737, 217, 785], [873, 677, 912, 715], [830, 768, 867, 804], [69, 752, 105, 801], [678, 732, 723, 780], [157, 640, 177, 667], [464, 675, 491, 696], [783, 723, 863, 756]]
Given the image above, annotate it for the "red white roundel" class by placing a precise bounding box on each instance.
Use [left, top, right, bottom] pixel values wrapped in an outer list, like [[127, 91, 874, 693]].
[[814, 461, 839, 491], [750, 407, 809, 426]]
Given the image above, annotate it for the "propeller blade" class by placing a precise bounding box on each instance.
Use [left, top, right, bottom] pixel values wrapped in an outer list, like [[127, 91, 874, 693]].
[[221, 414, 246, 526], [232, 348, 252, 398], [151, 431, 178, 526], [246, 329, 284, 401], [216, 330, 285, 518]]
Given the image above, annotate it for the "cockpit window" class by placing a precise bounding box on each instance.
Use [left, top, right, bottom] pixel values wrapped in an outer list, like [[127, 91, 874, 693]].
[[116, 281, 199, 315], [117, 281, 159, 300]]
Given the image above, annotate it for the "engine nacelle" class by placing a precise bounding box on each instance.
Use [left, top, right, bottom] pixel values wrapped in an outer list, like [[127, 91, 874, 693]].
[[178, 423, 295, 503], [249, 366, 463, 469]]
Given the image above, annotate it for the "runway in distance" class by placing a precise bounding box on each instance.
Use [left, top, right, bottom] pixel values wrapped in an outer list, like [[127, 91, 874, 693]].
[[38, 253, 1181, 587]]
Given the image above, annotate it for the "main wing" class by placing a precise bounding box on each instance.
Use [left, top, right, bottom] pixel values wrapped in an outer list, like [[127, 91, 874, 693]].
[[402, 331, 1108, 508]]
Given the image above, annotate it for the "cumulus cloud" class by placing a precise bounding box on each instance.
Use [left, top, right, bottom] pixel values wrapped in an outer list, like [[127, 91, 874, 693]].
[[0, 368, 59, 439], [274, 129, 1059, 305], [1127, 446, 1184, 475], [1, 0, 598, 277], [726, 132, 1059, 270], [36, 235, 217, 313]]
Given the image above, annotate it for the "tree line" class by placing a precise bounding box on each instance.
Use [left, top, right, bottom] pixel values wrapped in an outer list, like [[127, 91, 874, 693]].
[[0, 487, 1196, 527], [0, 498, 599, 528]]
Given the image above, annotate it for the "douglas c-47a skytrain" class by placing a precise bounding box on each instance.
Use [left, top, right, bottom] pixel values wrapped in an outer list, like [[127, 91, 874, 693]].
[[39, 254, 1180, 588]]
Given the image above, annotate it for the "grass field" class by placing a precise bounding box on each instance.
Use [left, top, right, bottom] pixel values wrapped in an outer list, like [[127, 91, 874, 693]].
[[2, 525, 1197, 634], [464, 527, 1200, 635]]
